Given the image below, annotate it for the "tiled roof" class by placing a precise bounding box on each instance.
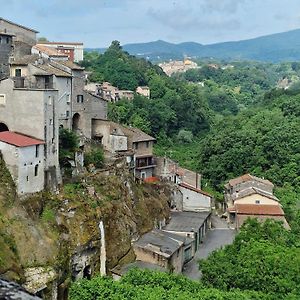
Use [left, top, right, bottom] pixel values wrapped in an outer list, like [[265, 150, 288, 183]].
[[164, 211, 211, 232], [10, 54, 39, 65], [134, 229, 184, 257], [234, 187, 279, 202], [236, 215, 290, 230], [0, 132, 44, 147], [55, 60, 84, 70], [179, 182, 212, 198], [123, 126, 155, 142], [34, 63, 72, 77], [228, 174, 274, 187], [235, 204, 284, 216], [33, 45, 68, 58]]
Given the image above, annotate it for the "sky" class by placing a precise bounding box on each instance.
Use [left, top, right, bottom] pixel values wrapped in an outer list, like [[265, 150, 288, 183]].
[[1, 0, 300, 48]]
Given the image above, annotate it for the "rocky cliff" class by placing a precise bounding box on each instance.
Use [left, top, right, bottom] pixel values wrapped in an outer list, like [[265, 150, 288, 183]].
[[0, 156, 170, 299]]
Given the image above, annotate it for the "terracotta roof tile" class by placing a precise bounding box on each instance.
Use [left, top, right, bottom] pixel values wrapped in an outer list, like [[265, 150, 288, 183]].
[[235, 204, 284, 216], [228, 173, 274, 187], [0, 132, 44, 147], [33, 45, 68, 58]]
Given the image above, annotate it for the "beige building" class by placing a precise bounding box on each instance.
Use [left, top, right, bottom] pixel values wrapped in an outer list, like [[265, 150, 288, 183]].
[[133, 229, 185, 273], [136, 86, 150, 98], [0, 131, 45, 195], [224, 174, 274, 208]]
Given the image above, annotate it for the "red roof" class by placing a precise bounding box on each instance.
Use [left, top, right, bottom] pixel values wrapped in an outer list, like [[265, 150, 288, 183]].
[[144, 176, 159, 183], [235, 204, 284, 216], [0, 132, 44, 147], [179, 182, 212, 198], [228, 174, 273, 187]]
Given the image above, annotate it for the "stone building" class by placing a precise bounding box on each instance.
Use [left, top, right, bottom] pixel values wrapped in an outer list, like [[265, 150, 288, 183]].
[[0, 17, 38, 46], [0, 129, 45, 195], [0, 76, 60, 190], [122, 127, 156, 179], [136, 86, 150, 98], [133, 229, 185, 273], [163, 211, 211, 261], [0, 32, 14, 79]]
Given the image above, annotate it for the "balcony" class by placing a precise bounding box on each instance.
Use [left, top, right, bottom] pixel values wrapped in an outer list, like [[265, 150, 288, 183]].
[[135, 156, 156, 170]]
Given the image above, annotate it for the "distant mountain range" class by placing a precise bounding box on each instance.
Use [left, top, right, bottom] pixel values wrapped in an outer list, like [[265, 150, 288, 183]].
[[86, 29, 300, 62]]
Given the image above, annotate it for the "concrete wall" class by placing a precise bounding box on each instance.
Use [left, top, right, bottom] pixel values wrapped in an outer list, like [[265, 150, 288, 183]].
[[0, 19, 37, 45], [0, 142, 44, 195], [135, 167, 154, 180], [179, 186, 211, 212], [234, 194, 279, 206]]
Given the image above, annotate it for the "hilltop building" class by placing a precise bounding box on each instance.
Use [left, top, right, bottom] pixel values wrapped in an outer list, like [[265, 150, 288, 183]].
[[36, 41, 84, 62]]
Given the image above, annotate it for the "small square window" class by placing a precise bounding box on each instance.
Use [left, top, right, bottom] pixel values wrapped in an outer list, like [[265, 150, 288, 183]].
[[255, 200, 260, 204]]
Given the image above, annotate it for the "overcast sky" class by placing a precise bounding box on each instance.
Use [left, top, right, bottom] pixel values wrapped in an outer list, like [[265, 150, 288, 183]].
[[1, 0, 300, 47]]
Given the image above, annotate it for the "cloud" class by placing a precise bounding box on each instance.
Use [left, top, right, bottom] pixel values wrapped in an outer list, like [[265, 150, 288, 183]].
[[200, 0, 248, 14]]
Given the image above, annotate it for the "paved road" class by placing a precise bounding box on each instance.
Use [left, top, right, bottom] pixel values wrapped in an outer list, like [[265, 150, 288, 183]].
[[182, 215, 236, 280]]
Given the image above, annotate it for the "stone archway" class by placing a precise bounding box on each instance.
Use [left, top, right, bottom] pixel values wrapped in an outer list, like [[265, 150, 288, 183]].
[[72, 113, 80, 131], [0, 122, 9, 132]]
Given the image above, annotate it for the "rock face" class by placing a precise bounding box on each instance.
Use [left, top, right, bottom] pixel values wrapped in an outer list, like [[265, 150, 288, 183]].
[[0, 156, 171, 299], [0, 278, 41, 300]]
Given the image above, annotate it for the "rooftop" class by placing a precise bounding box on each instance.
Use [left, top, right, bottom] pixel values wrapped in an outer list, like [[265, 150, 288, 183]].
[[227, 173, 274, 188], [234, 187, 279, 202], [134, 229, 184, 257], [33, 44, 68, 58], [179, 182, 212, 198], [10, 54, 39, 66], [0, 17, 39, 33], [0, 132, 44, 147], [123, 126, 155, 143], [54, 60, 84, 70], [34, 63, 72, 77], [38, 41, 83, 46], [235, 204, 284, 216], [164, 211, 211, 232]]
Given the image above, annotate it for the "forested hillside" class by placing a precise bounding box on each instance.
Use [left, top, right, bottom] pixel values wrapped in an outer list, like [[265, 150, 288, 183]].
[[80, 41, 300, 300], [87, 28, 300, 62]]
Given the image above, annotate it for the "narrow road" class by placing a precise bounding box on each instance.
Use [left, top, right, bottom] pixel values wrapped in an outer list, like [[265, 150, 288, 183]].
[[182, 215, 236, 280]]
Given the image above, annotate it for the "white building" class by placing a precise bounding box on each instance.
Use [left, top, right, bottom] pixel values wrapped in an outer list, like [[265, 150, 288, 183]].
[[179, 182, 212, 212], [0, 131, 44, 195]]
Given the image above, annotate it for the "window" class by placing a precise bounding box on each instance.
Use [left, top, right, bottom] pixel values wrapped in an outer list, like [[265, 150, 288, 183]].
[[34, 164, 39, 176], [77, 95, 84, 103], [66, 94, 70, 104], [35, 145, 39, 158], [255, 200, 260, 204], [15, 69, 21, 77], [6, 37, 9, 44], [26, 176, 29, 182], [134, 143, 138, 150], [48, 96, 52, 105], [49, 119, 53, 125], [66, 110, 70, 117], [0, 94, 6, 106], [146, 141, 149, 148]]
